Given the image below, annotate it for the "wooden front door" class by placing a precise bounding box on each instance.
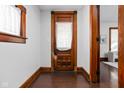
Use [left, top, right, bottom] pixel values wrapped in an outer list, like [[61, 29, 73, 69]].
[[51, 11, 77, 71]]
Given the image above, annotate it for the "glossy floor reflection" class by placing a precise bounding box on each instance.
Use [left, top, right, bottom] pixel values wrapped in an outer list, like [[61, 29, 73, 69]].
[[30, 62, 118, 88]]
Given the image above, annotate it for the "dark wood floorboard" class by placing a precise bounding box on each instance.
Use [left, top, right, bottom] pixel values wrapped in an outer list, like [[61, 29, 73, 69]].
[[99, 62, 118, 88], [30, 63, 118, 88]]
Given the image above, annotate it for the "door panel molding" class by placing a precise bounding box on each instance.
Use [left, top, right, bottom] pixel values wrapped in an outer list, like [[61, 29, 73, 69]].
[[51, 11, 77, 71]]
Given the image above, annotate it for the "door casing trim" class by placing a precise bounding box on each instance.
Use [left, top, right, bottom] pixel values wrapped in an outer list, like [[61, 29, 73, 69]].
[[90, 5, 124, 87], [51, 11, 77, 71]]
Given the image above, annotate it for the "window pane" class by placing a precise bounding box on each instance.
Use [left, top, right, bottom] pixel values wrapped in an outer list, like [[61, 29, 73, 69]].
[[56, 22, 72, 51], [111, 29, 118, 51], [0, 5, 21, 36]]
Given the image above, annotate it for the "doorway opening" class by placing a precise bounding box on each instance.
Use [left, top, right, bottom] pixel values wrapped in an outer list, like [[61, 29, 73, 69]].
[[90, 5, 118, 86], [51, 11, 77, 71], [99, 5, 118, 87], [90, 5, 124, 87]]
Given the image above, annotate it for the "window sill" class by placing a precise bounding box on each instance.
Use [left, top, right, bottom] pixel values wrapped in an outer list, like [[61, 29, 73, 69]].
[[0, 32, 27, 43]]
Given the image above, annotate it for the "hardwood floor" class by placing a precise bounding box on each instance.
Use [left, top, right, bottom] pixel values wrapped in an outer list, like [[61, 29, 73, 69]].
[[99, 62, 118, 88], [30, 62, 118, 88]]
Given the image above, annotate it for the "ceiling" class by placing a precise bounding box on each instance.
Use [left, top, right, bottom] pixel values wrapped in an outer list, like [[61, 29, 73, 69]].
[[39, 5, 83, 11], [100, 5, 118, 22], [39, 5, 118, 22]]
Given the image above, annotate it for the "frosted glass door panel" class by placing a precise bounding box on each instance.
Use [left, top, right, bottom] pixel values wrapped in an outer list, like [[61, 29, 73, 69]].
[[56, 22, 72, 51], [111, 29, 118, 52], [0, 5, 21, 36]]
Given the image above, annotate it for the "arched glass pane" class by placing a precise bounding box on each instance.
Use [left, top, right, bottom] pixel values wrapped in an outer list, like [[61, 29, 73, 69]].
[[56, 22, 72, 51]]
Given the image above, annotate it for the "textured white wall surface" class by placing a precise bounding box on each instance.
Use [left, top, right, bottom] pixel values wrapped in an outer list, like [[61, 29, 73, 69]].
[[77, 6, 90, 74], [0, 5, 42, 88], [0, 5, 91, 87]]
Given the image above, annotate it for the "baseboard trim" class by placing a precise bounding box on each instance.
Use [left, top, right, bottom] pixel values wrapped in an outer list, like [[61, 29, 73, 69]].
[[20, 67, 90, 88], [100, 57, 108, 61], [40, 67, 52, 73], [20, 67, 51, 88], [20, 67, 42, 88], [77, 67, 90, 82]]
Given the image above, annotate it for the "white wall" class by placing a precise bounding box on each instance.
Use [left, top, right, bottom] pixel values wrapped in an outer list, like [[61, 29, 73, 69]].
[[40, 11, 51, 67], [0, 5, 42, 88], [0, 5, 91, 88], [77, 6, 90, 74], [40, 6, 91, 74], [100, 22, 118, 57]]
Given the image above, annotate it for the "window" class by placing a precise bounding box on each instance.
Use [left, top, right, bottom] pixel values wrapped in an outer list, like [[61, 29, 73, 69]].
[[0, 5, 26, 43], [109, 27, 118, 51], [56, 22, 72, 51]]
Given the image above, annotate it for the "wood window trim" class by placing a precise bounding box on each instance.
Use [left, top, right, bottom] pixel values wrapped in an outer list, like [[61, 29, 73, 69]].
[[0, 5, 27, 43], [109, 27, 118, 51]]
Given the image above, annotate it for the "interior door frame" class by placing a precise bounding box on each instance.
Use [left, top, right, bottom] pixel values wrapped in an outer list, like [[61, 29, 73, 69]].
[[90, 5, 124, 87], [118, 5, 124, 88], [90, 5, 100, 83], [51, 11, 77, 72]]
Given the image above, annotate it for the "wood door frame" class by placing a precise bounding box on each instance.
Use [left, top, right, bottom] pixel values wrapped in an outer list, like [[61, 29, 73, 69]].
[[118, 5, 124, 88], [90, 5, 100, 83], [51, 11, 77, 72], [90, 5, 124, 87]]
